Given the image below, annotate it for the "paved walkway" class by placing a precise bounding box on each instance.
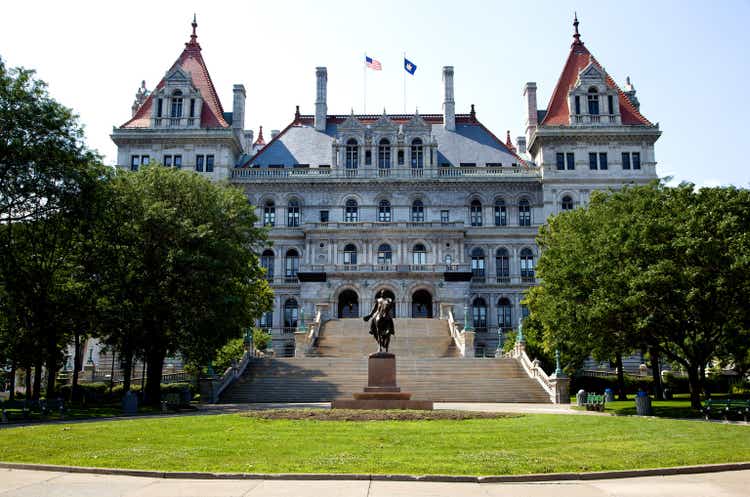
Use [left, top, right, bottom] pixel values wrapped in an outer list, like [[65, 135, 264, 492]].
[[1, 468, 748, 496]]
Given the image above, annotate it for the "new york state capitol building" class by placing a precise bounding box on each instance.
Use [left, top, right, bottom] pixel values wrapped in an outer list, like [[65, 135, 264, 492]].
[[112, 17, 660, 358]]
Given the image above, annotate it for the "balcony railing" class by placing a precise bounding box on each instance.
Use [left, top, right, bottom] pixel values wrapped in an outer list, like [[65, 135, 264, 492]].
[[232, 165, 537, 181], [304, 220, 465, 231], [300, 263, 470, 274], [571, 114, 619, 125]]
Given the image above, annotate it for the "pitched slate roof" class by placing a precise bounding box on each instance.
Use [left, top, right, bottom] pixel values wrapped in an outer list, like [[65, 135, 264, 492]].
[[120, 18, 229, 129], [240, 112, 528, 168], [540, 19, 651, 127]]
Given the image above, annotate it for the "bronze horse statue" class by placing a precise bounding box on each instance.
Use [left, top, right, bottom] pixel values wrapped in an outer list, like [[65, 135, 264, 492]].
[[363, 290, 395, 353]]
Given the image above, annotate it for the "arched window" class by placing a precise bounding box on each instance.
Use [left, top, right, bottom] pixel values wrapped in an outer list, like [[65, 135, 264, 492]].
[[378, 199, 392, 222], [283, 299, 299, 330], [411, 138, 424, 168], [170, 89, 183, 118], [259, 310, 273, 331], [284, 249, 299, 282], [344, 198, 358, 222], [495, 248, 510, 283], [497, 297, 512, 331], [587, 87, 600, 115], [470, 199, 483, 227], [494, 198, 507, 226], [518, 199, 531, 226], [378, 138, 391, 170], [471, 247, 485, 281], [520, 248, 535, 282], [413, 243, 427, 265], [472, 298, 488, 332], [287, 199, 300, 227], [263, 200, 275, 227], [345, 138, 359, 169], [343, 243, 357, 265], [411, 199, 425, 222], [561, 195, 573, 211], [377, 244, 392, 265], [261, 249, 274, 281]]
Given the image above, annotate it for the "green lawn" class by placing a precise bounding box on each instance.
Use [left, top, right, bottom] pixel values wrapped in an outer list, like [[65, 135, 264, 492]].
[[2, 413, 749, 475], [1, 403, 168, 423], [571, 398, 701, 418]]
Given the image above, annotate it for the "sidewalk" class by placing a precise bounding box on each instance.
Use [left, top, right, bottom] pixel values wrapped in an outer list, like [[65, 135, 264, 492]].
[[1, 468, 748, 496]]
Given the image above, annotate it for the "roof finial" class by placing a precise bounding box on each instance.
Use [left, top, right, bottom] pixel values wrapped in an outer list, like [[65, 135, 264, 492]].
[[295, 105, 300, 121], [192, 14, 198, 40], [470, 104, 476, 120], [572, 12, 583, 46]]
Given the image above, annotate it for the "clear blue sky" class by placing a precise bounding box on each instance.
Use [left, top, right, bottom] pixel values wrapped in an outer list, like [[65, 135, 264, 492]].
[[1, 0, 748, 187]]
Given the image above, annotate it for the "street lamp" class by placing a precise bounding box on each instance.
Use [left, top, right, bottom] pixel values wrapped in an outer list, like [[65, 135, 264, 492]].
[[463, 305, 474, 332]]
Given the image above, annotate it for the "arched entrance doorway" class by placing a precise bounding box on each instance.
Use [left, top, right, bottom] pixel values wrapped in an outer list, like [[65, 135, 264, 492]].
[[338, 289, 359, 318], [411, 289, 433, 318]]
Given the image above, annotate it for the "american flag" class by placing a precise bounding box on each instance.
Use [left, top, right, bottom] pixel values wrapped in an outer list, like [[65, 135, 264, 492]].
[[365, 55, 382, 71]]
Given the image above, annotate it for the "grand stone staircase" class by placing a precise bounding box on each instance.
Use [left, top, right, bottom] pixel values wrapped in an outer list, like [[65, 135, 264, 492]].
[[219, 318, 551, 403]]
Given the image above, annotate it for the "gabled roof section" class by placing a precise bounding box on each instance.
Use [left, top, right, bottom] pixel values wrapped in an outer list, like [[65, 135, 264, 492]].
[[121, 17, 229, 129], [540, 16, 652, 127]]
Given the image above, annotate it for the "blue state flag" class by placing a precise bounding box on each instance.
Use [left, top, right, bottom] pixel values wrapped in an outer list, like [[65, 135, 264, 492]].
[[404, 58, 417, 75]]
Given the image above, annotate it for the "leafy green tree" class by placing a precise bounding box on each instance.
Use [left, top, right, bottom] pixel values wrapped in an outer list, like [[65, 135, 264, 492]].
[[93, 166, 272, 405]]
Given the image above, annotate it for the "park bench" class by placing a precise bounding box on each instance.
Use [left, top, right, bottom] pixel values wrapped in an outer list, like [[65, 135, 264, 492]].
[[584, 393, 606, 412], [0, 398, 66, 423], [160, 392, 182, 412], [702, 398, 750, 422]]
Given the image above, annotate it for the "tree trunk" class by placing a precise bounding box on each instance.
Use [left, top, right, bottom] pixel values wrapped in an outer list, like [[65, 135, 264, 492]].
[[45, 353, 57, 399], [71, 331, 81, 402], [8, 362, 16, 401], [144, 348, 165, 407], [24, 364, 31, 398], [32, 358, 43, 400], [122, 348, 133, 394], [615, 354, 627, 400], [687, 365, 702, 410], [650, 347, 663, 400]]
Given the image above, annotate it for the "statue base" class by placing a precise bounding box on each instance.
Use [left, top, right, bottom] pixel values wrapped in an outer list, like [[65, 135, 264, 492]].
[[332, 352, 433, 410]]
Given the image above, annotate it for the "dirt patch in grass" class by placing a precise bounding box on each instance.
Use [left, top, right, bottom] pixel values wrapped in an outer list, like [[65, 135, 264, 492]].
[[240, 408, 520, 421]]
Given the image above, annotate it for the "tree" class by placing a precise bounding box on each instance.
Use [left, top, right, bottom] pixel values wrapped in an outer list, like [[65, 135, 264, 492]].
[[527, 182, 750, 409], [92, 166, 272, 406]]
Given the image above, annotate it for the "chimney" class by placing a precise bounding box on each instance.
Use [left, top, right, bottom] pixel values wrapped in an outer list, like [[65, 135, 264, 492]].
[[623, 76, 640, 111], [271, 129, 280, 139], [232, 84, 246, 130], [516, 136, 527, 155], [442, 66, 455, 131], [314, 67, 327, 131], [523, 82, 538, 136]]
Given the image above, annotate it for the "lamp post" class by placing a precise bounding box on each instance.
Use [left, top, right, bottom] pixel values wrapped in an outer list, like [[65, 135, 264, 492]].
[[516, 317, 525, 344], [463, 305, 474, 332], [555, 348, 564, 376], [298, 307, 307, 333]]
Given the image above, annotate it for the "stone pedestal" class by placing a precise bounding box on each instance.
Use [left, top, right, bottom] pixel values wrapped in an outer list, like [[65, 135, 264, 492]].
[[332, 353, 433, 410]]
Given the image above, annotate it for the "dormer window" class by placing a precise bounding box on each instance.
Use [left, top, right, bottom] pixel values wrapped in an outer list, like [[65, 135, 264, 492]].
[[574, 96, 581, 115], [171, 90, 183, 118], [587, 87, 599, 115], [378, 139, 391, 169], [345, 139, 358, 169], [411, 138, 424, 168], [607, 95, 614, 115], [189, 98, 196, 118], [157, 99, 163, 118]]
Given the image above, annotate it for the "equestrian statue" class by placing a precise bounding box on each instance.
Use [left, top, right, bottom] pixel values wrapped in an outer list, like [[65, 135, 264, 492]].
[[363, 290, 395, 353]]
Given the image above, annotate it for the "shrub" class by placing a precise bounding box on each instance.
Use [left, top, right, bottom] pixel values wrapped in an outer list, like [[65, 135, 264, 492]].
[[57, 382, 109, 402], [214, 337, 246, 373], [571, 374, 653, 395]]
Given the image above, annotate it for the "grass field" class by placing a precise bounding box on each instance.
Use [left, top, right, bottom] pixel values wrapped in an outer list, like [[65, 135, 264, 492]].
[[1, 412, 749, 475]]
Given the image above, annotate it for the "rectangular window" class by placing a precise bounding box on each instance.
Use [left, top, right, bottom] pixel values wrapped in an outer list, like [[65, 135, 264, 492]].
[[397, 150, 404, 165], [206, 155, 214, 172], [608, 95, 614, 114], [632, 152, 641, 170], [460, 162, 476, 167], [130, 155, 139, 171], [319, 210, 329, 223], [589, 152, 598, 170], [157, 99, 163, 118], [574, 96, 581, 115], [485, 163, 502, 167], [189, 99, 196, 118], [141, 155, 150, 165], [556, 153, 565, 171], [622, 152, 631, 170], [566, 152, 575, 170], [173, 155, 182, 169], [364, 149, 372, 166], [196, 154, 204, 172], [440, 210, 449, 223], [599, 152, 608, 170], [164, 155, 172, 167]]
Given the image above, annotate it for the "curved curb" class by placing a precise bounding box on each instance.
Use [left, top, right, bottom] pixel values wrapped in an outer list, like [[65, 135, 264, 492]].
[[1, 461, 749, 483]]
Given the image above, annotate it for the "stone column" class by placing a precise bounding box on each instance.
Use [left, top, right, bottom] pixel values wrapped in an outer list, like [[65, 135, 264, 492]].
[[550, 373, 571, 404]]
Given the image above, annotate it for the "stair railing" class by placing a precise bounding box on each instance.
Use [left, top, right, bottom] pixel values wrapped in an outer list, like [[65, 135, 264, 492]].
[[512, 344, 556, 402], [214, 348, 253, 401], [294, 308, 323, 357], [444, 305, 474, 358]]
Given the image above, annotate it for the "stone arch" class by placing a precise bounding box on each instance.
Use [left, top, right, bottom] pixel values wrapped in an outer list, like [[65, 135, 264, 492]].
[[411, 288, 433, 318], [337, 288, 360, 318]]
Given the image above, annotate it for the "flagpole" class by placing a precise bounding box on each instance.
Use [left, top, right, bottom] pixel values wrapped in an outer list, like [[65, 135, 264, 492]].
[[402, 52, 406, 113], [363, 53, 367, 114]]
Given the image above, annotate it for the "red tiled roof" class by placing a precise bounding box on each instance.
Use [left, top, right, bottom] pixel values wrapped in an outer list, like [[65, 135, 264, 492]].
[[540, 30, 651, 127], [121, 20, 229, 129]]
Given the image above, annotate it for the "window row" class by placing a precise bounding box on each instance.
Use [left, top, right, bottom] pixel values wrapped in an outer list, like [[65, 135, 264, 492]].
[[262, 198, 532, 227], [345, 138, 426, 169], [470, 248, 535, 283], [471, 297, 529, 332], [129, 154, 214, 172], [556, 151, 641, 171], [573, 87, 615, 116], [156, 90, 198, 120]]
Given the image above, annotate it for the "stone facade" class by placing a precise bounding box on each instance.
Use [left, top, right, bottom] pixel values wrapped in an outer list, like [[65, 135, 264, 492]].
[[107, 17, 660, 361]]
